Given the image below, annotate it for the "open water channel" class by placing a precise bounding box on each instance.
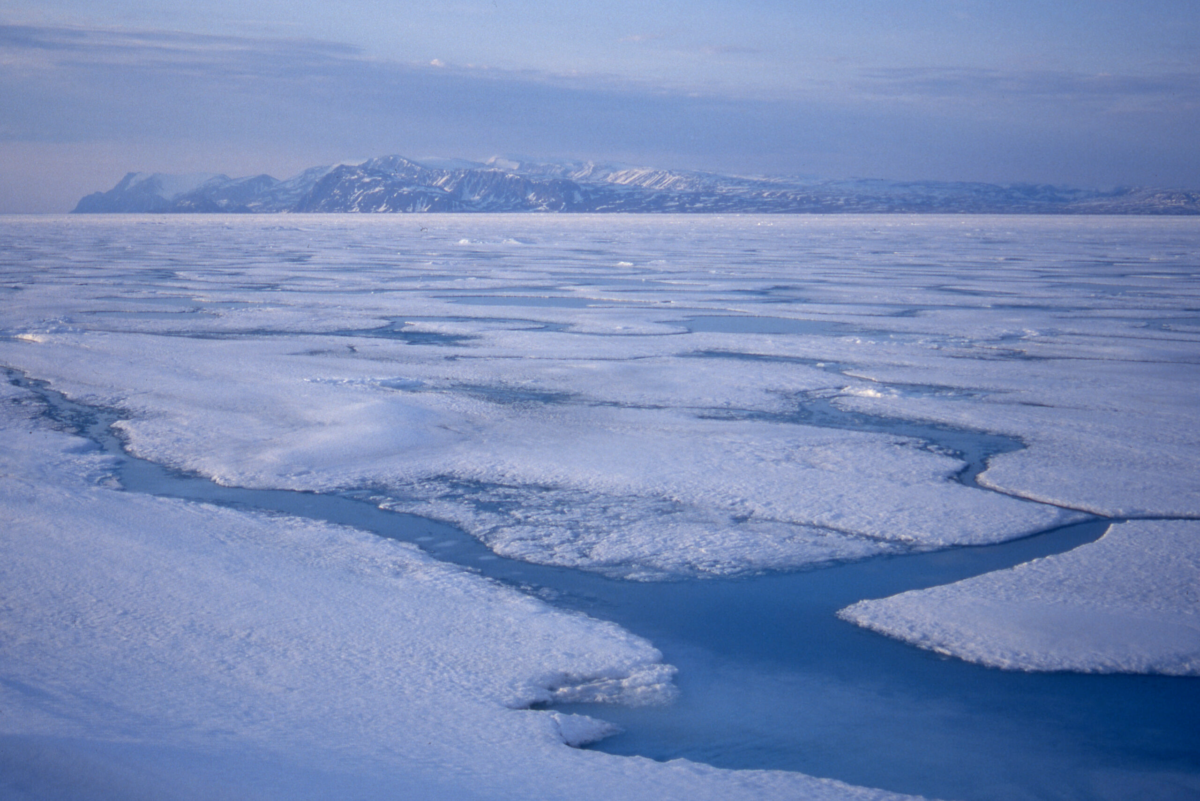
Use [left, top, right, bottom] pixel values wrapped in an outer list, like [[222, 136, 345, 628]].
[[10, 368, 1199, 801]]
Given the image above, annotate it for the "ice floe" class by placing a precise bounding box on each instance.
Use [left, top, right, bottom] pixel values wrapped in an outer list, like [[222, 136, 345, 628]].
[[839, 520, 1200, 675]]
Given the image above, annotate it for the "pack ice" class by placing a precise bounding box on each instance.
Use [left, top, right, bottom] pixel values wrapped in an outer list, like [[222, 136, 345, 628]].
[[1, 213, 1198, 796], [0, 378, 913, 800]]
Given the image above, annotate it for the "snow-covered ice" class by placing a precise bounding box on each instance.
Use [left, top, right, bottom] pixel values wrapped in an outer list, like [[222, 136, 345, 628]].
[[0, 378, 911, 800], [0, 215, 1124, 579], [839, 520, 1200, 674], [2, 213, 1199, 797]]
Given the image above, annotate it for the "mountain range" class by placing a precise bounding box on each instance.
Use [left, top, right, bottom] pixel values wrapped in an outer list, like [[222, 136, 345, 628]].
[[73, 156, 1200, 215]]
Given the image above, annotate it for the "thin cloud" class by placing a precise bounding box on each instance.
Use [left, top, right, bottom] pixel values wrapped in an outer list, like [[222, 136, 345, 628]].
[[0, 23, 360, 77], [0, 22, 806, 157], [619, 33, 665, 44], [856, 65, 1200, 111], [699, 44, 760, 57], [0, 23, 722, 99]]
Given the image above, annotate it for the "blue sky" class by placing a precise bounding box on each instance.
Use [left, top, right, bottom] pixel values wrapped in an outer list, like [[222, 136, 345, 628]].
[[2, 1, 1198, 211]]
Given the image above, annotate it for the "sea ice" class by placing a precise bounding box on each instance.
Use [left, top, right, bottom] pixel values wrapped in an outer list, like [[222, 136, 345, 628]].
[[825, 350, 1200, 518], [839, 520, 1200, 674], [0, 327, 1073, 578], [1, 213, 1196, 625], [0, 379, 912, 800], [2, 212, 1198, 797]]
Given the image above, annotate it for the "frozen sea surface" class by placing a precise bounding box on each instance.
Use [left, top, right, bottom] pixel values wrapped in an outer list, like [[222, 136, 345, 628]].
[[2, 214, 1199, 799], [841, 519, 1200, 675], [4, 214, 1137, 578], [10, 367, 1198, 801], [1, 376, 901, 801]]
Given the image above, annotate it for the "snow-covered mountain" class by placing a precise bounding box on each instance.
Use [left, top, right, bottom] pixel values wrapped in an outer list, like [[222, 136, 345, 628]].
[[73, 156, 1200, 214]]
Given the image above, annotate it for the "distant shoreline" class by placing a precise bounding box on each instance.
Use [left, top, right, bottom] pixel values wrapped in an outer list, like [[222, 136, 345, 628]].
[[72, 155, 1200, 216]]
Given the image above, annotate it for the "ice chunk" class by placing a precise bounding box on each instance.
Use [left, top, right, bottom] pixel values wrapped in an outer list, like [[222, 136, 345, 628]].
[[549, 712, 621, 747]]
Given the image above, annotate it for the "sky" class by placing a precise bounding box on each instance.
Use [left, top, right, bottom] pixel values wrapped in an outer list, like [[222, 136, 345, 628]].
[[1, 1, 1198, 212]]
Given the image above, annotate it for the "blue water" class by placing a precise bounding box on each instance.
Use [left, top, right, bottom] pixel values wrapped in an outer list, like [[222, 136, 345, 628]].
[[553, 533, 1200, 801], [10, 368, 1200, 801]]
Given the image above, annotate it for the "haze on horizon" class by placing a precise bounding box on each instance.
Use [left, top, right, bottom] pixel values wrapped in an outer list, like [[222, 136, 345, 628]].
[[2, 0, 1198, 213]]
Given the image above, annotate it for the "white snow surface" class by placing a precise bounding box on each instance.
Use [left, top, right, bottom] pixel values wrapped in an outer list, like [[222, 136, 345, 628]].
[[0, 214, 1148, 579], [839, 520, 1200, 674], [2, 213, 1199, 795], [0, 212, 1197, 672], [0, 380, 910, 800]]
